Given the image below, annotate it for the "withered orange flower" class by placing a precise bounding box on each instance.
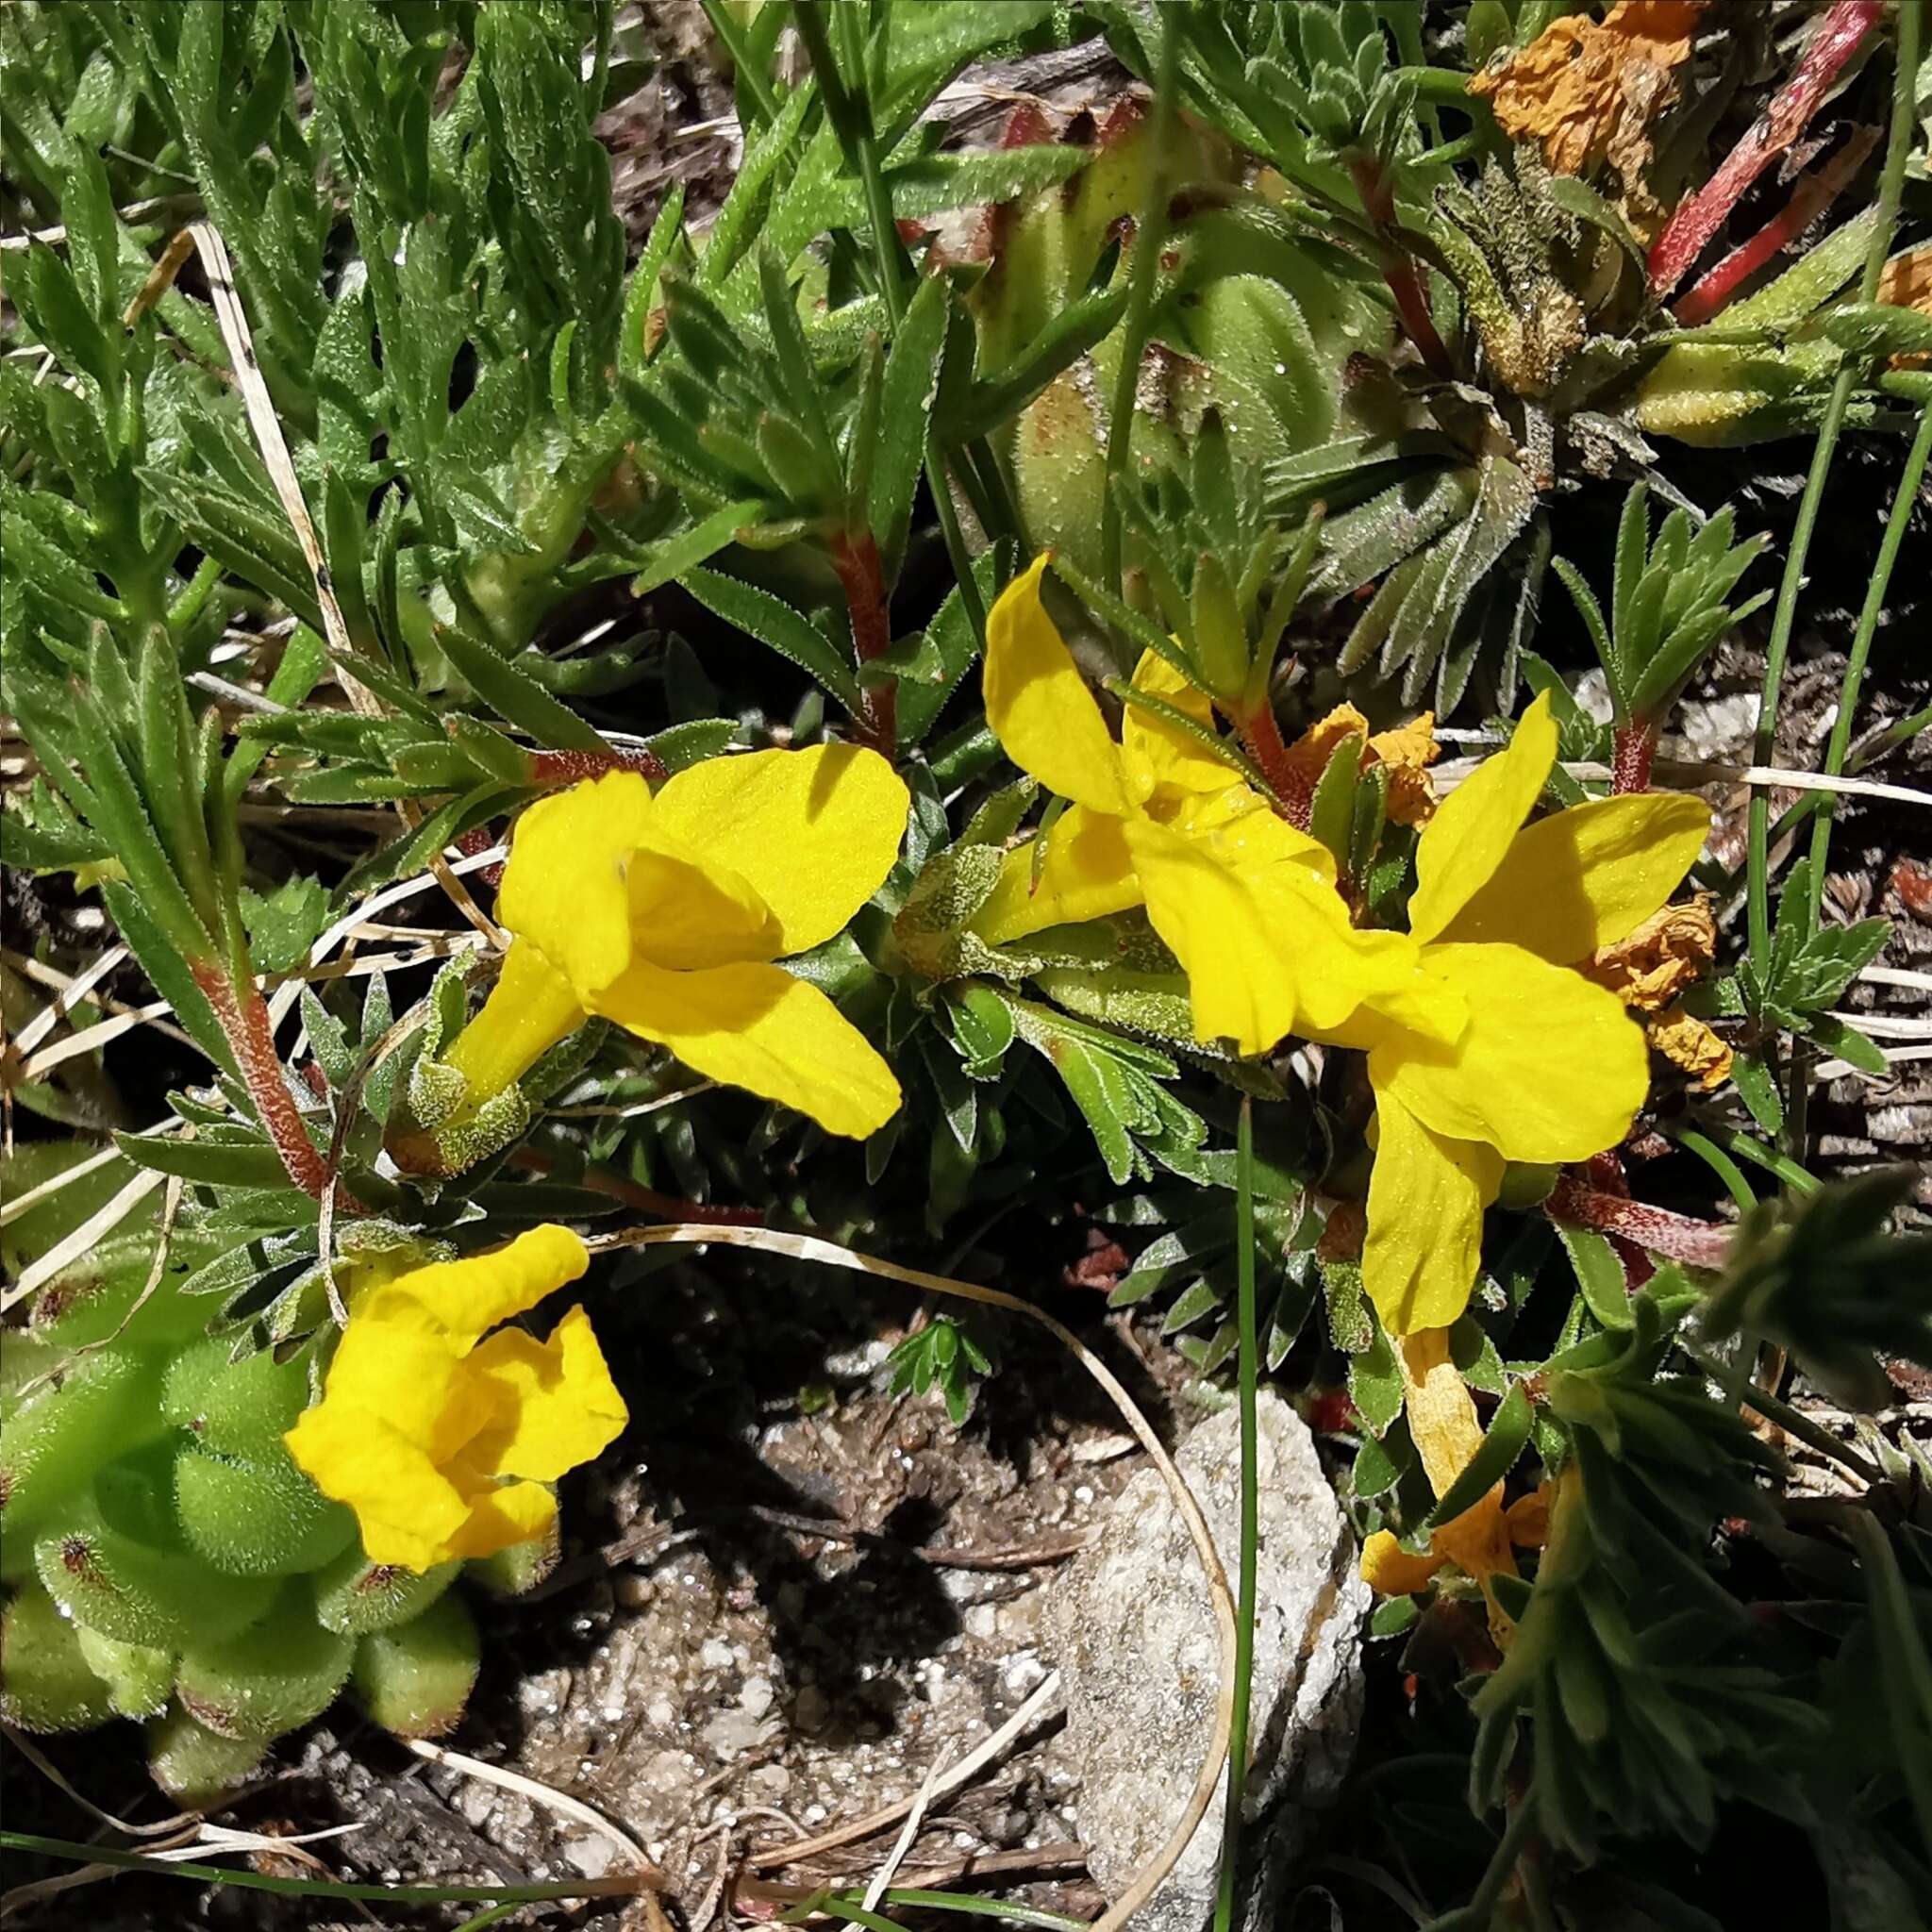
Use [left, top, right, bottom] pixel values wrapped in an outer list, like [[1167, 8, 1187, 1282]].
[[1586, 894, 1733, 1090], [1282, 703, 1442, 828], [1470, 0, 1703, 186]]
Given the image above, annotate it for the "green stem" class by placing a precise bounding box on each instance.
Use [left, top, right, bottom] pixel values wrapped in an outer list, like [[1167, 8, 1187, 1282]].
[[1427, 1798, 1539, 1931], [1669, 1126, 1757, 1211], [1682, 1343, 1883, 1485], [0, 1833, 638, 1907], [1100, 6, 1179, 598], [805, 1889, 1088, 1932], [703, 0, 782, 127], [794, 1, 987, 649], [1745, 0, 1919, 1140], [1211, 1099, 1261, 1932], [1804, 403, 1932, 918], [1684, 1120, 1821, 1195]]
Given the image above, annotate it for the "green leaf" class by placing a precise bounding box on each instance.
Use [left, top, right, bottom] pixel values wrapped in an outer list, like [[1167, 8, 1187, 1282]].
[[682, 567, 867, 716], [114, 1131, 296, 1190], [1412, 1384, 1533, 1544], [1802, 1013, 1888, 1074], [1781, 918, 1892, 1011], [1731, 1050, 1785, 1136], [872, 272, 949, 580], [240, 875, 332, 975], [1554, 1221, 1633, 1329], [431, 624, 609, 752]]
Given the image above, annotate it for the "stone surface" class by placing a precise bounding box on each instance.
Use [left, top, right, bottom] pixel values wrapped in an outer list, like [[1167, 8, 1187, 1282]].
[[1043, 1391, 1369, 1932]]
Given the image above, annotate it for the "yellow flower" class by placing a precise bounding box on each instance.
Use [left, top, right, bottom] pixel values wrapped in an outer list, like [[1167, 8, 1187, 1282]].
[[285, 1225, 626, 1572], [445, 745, 909, 1140], [1336, 692, 1710, 1334], [969, 557, 1457, 1055]]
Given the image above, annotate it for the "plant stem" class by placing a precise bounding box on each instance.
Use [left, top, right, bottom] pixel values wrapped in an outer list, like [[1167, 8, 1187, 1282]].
[[809, 1889, 1089, 1932], [1676, 1119, 1821, 1195], [1648, 0, 1884, 295], [195, 962, 351, 1208], [1211, 1099, 1261, 1932], [794, 2, 988, 650], [703, 0, 782, 128], [830, 527, 898, 752], [1235, 698, 1309, 826], [1100, 7, 1179, 598], [1610, 715, 1658, 794], [1682, 1344, 1884, 1485], [1803, 404, 1932, 917], [1348, 158, 1452, 378], [1750, 0, 1920, 1153], [1669, 1126, 1757, 1211], [1742, 27, 1916, 954], [0, 1833, 639, 1907], [1428, 1797, 1539, 1931]]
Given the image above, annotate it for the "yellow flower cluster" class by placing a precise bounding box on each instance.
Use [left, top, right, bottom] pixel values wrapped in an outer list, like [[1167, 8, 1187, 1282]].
[[977, 558, 1709, 1338], [286, 1225, 625, 1572]]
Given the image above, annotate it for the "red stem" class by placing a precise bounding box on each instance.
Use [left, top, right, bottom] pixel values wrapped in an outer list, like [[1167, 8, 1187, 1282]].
[[196, 964, 361, 1212], [1672, 125, 1881, 325], [1649, 0, 1883, 296], [829, 529, 897, 756], [526, 746, 671, 785], [1547, 1169, 1734, 1270], [1612, 715, 1660, 794], [1238, 700, 1313, 829], [1349, 158, 1452, 378]]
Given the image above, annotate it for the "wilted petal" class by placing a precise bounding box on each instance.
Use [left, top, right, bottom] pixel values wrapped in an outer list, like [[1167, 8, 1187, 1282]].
[[1362, 1089, 1502, 1335], [983, 556, 1135, 817], [1398, 1327, 1518, 1636], [1436, 793, 1709, 962], [649, 743, 910, 957], [1408, 692, 1557, 945], [591, 957, 900, 1140]]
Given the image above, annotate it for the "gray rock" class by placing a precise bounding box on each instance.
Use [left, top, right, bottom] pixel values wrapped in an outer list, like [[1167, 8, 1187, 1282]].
[[1044, 1391, 1369, 1932]]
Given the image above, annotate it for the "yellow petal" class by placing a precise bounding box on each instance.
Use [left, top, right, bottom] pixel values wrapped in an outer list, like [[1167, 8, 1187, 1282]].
[[621, 827, 780, 971], [649, 744, 910, 956], [435, 1469, 558, 1562], [463, 1306, 629, 1483], [1362, 1090, 1502, 1335], [982, 555, 1134, 817], [1408, 691, 1557, 945], [1121, 649, 1234, 799], [284, 1405, 478, 1573], [1434, 793, 1710, 961], [314, 1320, 486, 1463], [1398, 1328, 1518, 1622], [971, 807, 1142, 945], [441, 939, 590, 1101], [1125, 802, 1457, 1055], [498, 772, 655, 999], [1374, 942, 1648, 1162], [1359, 1528, 1445, 1597], [590, 958, 900, 1139], [364, 1224, 591, 1348]]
